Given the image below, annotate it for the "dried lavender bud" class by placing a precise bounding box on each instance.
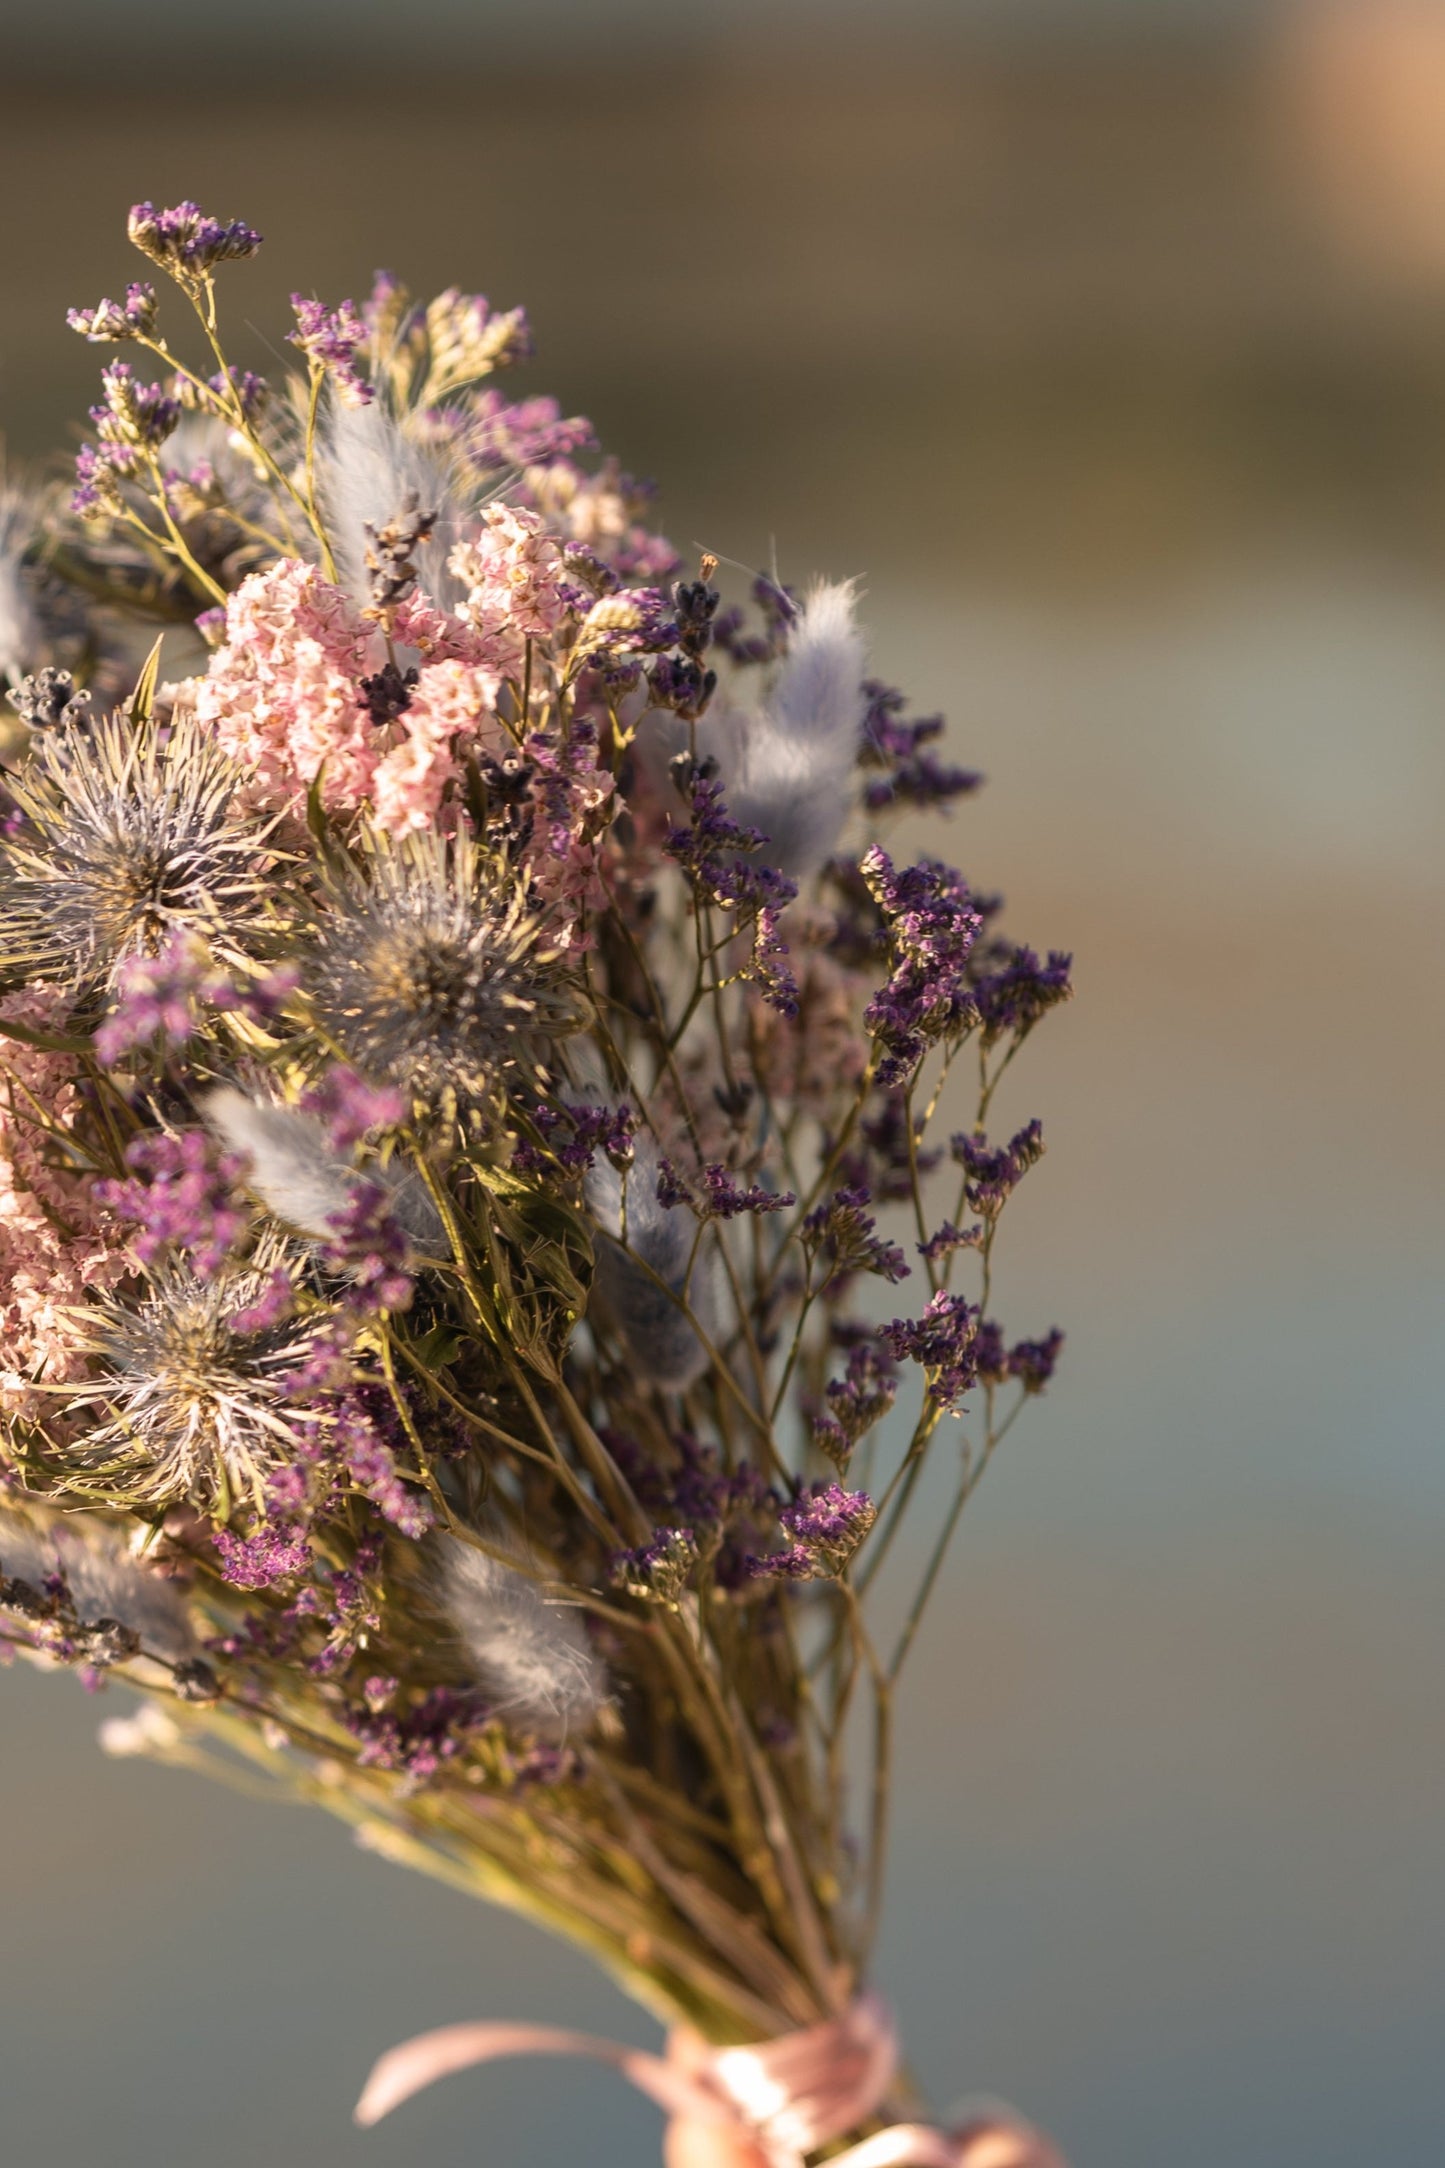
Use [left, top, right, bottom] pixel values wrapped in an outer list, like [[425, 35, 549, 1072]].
[[0, 1574, 56, 1619], [9, 667, 91, 731], [74, 1616, 142, 1666], [359, 661, 418, 727], [610, 1527, 698, 1607], [362, 491, 437, 616], [172, 1657, 221, 1703]]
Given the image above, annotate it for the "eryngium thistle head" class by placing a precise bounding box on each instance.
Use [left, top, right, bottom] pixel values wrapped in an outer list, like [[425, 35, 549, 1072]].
[[63, 1248, 315, 1514], [0, 709, 279, 988], [303, 826, 580, 1109]]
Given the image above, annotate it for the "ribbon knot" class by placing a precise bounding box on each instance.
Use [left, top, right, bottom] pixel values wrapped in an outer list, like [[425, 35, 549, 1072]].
[[353, 1993, 1065, 2168]]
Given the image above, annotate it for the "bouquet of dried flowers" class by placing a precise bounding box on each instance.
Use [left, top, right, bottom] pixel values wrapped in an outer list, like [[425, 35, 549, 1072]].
[[0, 202, 1073, 2167]]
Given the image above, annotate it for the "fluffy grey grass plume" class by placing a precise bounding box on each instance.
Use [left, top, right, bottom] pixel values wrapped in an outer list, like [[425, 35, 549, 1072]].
[[646, 578, 867, 878], [440, 1537, 607, 1742], [585, 1134, 721, 1391], [0, 488, 42, 688], [204, 1087, 444, 1253], [0, 1513, 194, 1661], [316, 398, 477, 613]]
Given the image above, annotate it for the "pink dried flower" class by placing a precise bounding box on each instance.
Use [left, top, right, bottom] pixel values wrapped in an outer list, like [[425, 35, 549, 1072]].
[[194, 559, 378, 816], [0, 990, 129, 1430]]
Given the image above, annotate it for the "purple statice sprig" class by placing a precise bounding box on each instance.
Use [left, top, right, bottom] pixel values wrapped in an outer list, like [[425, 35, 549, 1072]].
[[127, 200, 262, 280], [664, 761, 800, 1017], [289, 294, 374, 408], [95, 934, 298, 1064], [73, 360, 181, 512], [302, 1066, 406, 1157], [214, 1519, 312, 1592], [97, 1130, 248, 1280], [227, 1266, 295, 1337], [321, 1183, 414, 1316], [610, 1526, 699, 1607], [968, 945, 1073, 1048], [513, 1100, 636, 1179], [860, 846, 982, 1089], [749, 1482, 877, 1582], [859, 679, 984, 814], [882, 1290, 983, 1412], [801, 1184, 909, 1289], [811, 1342, 898, 1469], [330, 1387, 433, 1538], [656, 1156, 794, 1222], [951, 1120, 1046, 1220], [67, 283, 159, 344], [917, 1219, 983, 1265]]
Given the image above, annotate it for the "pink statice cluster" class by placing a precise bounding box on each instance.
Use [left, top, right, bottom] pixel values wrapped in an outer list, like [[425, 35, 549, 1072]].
[[194, 553, 514, 828], [0, 991, 128, 1426]]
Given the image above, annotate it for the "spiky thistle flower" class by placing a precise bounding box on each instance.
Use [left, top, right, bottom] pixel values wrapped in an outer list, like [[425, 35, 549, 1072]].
[[302, 826, 581, 1112], [0, 709, 281, 989], [62, 1245, 320, 1515]]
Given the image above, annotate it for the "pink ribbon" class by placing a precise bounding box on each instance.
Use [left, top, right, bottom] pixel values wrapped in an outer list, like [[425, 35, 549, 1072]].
[[353, 1993, 1065, 2168]]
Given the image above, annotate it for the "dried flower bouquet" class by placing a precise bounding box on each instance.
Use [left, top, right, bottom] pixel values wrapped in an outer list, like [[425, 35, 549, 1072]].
[[0, 202, 1072, 2167]]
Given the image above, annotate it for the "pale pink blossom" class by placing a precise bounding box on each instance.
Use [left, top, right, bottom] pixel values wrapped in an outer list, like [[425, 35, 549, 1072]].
[[371, 659, 508, 836], [194, 559, 379, 816], [450, 503, 569, 647], [0, 990, 128, 1430]]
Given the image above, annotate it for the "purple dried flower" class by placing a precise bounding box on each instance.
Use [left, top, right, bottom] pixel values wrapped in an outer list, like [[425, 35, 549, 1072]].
[[950, 1120, 1046, 1219], [466, 391, 595, 470], [331, 1390, 432, 1538], [917, 1219, 983, 1264], [860, 846, 981, 1088], [656, 1157, 794, 1222], [860, 680, 983, 814], [831, 1095, 943, 1206], [226, 1267, 294, 1337], [95, 929, 227, 1062], [289, 294, 373, 407], [1008, 1328, 1065, 1393], [514, 1100, 635, 1178], [96, 1130, 248, 1279], [802, 1184, 909, 1287], [968, 946, 1073, 1047], [302, 1065, 406, 1156], [214, 1523, 312, 1591], [882, 1289, 983, 1410], [665, 763, 800, 1016], [610, 1527, 699, 1606], [750, 1482, 877, 1582], [811, 1342, 898, 1468], [127, 201, 262, 278], [90, 360, 180, 455], [322, 1182, 414, 1315], [67, 283, 158, 343]]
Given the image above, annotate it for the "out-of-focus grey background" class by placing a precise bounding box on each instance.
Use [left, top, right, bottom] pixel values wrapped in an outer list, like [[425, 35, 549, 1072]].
[[3, 3, 1443, 2164]]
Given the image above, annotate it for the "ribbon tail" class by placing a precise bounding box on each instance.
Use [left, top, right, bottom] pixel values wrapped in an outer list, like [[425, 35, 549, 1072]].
[[354, 2020, 720, 2129], [828, 2127, 963, 2168]]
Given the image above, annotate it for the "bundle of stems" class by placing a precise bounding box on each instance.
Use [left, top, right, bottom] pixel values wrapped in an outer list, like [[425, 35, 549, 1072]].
[[0, 201, 1071, 2082]]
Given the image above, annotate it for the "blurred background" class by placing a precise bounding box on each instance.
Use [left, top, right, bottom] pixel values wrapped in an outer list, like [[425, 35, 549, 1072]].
[[2, 2, 1443, 2163]]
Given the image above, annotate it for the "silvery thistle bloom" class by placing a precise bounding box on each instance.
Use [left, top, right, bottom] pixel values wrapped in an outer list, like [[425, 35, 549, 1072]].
[[63, 1246, 319, 1514], [585, 1133, 723, 1391], [302, 827, 580, 1111], [0, 709, 281, 987], [439, 1536, 608, 1743]]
